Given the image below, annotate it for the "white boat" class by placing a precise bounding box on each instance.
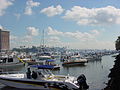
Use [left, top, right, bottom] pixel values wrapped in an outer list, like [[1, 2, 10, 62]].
[[25, 53, 53, 65], [0, 67, 87, 90], [84, 55, 102, 61], [0, 56, 24, 68]]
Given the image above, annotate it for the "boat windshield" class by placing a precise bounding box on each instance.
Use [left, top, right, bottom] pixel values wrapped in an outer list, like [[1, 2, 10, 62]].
[[30, 68, 53, 76]]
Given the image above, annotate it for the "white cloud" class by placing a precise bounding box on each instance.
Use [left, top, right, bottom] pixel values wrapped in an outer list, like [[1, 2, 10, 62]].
[[67, 40, 115, 49], [48, 36, 61, 43], [10, 34, 34, 49], [26, 26, 39, 36], [46, 27, 116, 49], [63, 6, 120, 25], [22, 35, 33, 42], [41, 5, 64, 17], [14, 13, 21, 20], [47, 26, 63, 35], [90, 30, 100, 36], [24, 0, 40, 15], [10, 26, 40, 48], [0, 0, 13, 16], [0, 25, 3, 29], [10, 35, 17, 41], [47, 26, 100, 41]]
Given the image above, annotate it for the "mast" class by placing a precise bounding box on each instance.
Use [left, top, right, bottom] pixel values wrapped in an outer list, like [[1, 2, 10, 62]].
[[41, 29, 45, 53], [42, 29, 45, 48]]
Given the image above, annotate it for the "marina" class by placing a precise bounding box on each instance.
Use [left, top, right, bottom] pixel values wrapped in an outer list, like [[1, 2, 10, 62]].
[[0, 53, 115, 90], [0, 0, 120, 89]]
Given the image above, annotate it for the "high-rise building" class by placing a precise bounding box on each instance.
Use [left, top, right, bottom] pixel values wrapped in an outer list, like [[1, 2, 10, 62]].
[[0, 28, 10, 52]]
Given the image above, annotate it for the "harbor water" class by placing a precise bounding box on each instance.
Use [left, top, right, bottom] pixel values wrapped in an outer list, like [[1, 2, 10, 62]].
[[0, 55, 115, 90]]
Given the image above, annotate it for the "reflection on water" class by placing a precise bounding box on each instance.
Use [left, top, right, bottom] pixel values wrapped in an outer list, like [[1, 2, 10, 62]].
[[0, 55, 115, 90]]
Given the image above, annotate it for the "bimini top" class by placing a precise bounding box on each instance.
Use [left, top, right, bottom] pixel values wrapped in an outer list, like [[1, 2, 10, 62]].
[[46, 59, 55, 62], [30, 65, 54, 69]]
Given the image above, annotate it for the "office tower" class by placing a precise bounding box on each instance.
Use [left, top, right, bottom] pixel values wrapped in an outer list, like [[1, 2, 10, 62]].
[[0, 28, 10, 52]]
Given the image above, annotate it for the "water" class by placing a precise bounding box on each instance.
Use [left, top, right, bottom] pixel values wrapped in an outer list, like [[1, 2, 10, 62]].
[[0, 55, 115, 90]]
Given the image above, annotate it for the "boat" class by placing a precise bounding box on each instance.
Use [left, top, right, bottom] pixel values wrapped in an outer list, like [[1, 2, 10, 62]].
[[37, 52, 52, 60], [0, 66, 89, 90], [28, 59, 60, 70], [25, 53, 53, 65], [84, 54, 102, 61], [30, 64, 60, 70], [45, 59, 60, 69], [0, 55, 24, 68], [62, 55, 88, 66], [19, 55, 50, 65]]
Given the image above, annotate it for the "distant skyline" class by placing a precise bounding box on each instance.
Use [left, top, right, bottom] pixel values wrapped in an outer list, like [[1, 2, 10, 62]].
[[0, 0, 120, 50]]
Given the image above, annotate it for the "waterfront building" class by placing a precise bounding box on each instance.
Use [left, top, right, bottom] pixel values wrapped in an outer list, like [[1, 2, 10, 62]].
[[0, 28, 10, 52]]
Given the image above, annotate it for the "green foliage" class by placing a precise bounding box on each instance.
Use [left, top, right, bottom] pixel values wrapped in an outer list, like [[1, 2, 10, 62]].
[[115, 36, 120, 50]]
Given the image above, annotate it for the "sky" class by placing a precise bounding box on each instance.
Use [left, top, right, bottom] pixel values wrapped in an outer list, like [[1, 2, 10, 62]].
[[0, 0, 120, 50]]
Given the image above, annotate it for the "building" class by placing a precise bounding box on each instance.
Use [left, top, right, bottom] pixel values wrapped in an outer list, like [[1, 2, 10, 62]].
[[0, 28, 10, 52]]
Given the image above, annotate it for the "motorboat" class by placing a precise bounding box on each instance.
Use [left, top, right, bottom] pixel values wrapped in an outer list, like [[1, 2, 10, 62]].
[[30, 64, 60, 70], [25, 53, 53, 65], [0, 66, 89, 90], [25, 59, 60, 70], [19, 56, 48, 65], [0, 56, 24, 68], [45, 59, 60, 69], [62, 55, 88, 66]]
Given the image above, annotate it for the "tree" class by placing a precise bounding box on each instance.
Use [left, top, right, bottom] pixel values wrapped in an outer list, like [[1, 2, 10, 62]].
[[115, 36, 120, 50]]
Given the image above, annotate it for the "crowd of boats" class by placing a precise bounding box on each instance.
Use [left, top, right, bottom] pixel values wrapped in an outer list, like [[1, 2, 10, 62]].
[[0, 49, 117, 89]]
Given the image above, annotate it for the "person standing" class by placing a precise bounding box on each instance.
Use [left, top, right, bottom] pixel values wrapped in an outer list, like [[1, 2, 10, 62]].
[[26, 68, 31, 79]]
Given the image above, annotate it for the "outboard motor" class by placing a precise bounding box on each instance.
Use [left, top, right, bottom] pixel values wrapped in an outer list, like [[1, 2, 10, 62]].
[[77, 74, 89, 90]]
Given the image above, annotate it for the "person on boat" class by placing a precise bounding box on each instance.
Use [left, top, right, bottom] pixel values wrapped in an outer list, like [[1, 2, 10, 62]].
[[32, 71, 37, 79], [26, 68, 31, 79], [77, 74, 89, 90]]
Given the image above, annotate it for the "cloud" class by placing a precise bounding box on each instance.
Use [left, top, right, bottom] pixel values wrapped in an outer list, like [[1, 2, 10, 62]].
[[10, 35, 17, 41], [10, 34, 34, 48], [41, 5, 64, 17], [66, 40, 115, 49], [10, 34, 29, 43], [22, 35, 33, 42], [47, 27, 115, 49], [47, 26, 100, 41], [14, 13, 21, 20], [24, 0, 40, 15], [0, 25, 3, 29], [63, 6, 120, 25], [90, 30, 100, 36], [48, 36, 61, 43], [26, 26, 39, 36], [47, 26, 63, 35], [0, 0, 13, 16]]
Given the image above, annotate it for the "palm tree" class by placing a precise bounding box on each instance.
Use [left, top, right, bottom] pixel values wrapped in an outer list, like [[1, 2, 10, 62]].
[[115, 36, 120, 50]]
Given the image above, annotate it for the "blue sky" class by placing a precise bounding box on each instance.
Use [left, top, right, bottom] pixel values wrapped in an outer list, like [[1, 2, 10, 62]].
[[0, 0, 120, 50]]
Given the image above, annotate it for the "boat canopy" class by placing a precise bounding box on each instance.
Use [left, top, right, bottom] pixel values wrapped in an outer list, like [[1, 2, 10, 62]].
[[39, 52, 51, 56], [46, 59, 54, 62], [30, 65, 54, 69]]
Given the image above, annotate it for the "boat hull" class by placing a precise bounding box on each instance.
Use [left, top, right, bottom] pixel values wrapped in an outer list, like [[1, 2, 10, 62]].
[[0, 62, 24, 68], [62, 62, 86, 66], [0, 78, 49, 90], [0, 77, 78, 90]]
